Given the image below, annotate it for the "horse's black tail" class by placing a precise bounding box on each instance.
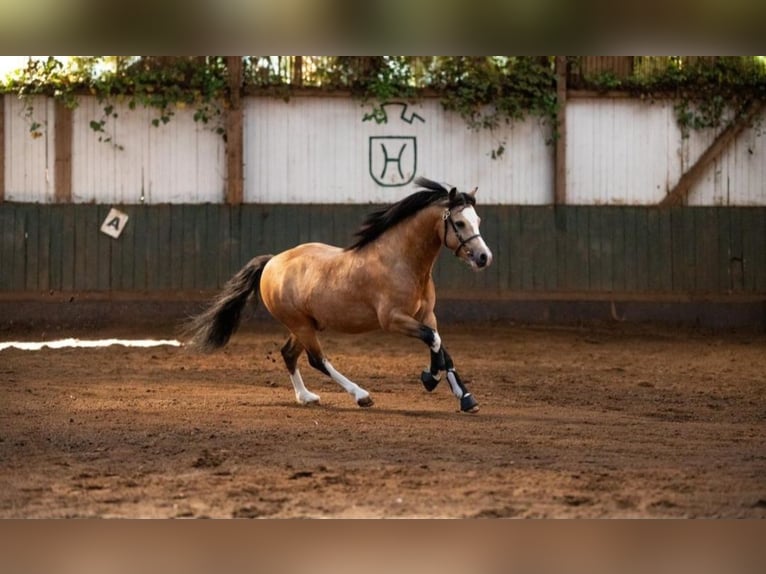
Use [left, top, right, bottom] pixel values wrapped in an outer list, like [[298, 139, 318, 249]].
[[183, 254, 273, 352]]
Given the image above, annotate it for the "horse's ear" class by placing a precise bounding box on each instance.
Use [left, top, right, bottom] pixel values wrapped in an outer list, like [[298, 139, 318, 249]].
[[448, 187, 457, 202], [469, 186, 478, 197]]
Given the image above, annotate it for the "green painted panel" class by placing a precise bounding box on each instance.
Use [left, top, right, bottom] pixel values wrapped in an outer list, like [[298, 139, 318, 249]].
[[169, 205, 184, 291], [518, 207, 537, 291], [313, 205, 335, 245], [282, 205, 300, 246], [47, 206, 63, 291], [752, 209, 766, 292], [609, 208, 626, 292], [297, 205, 313, 246], [106, 206, 123, 290], [670, 208, 685, 291], [157, 204, 173, 290], [1, 204, 765, 297], [238, 204, 257, 267], [11, 205, 27, 291], [557, 206, 578, 290], [73, 206, 88, 290], [575, 207, 591, 290], [198, 205, 216, 289], [728, 208, 745, 292], [622, 208, 638, 291], [180, 205, 197, 290], [537, 207, 557, 291], [595, 208, 616, 292], [22, 205, 39, 291], [0, 206, 13, 290], [493, 206, 511, 291], [694, 208, 719, 293], [483, 205, 506, 292], [716, 208, 733, 292], [131, 206, 147, 290], [262, 205, 287, 255], [339, 205, 358, 246], [502, 207, 520, 291], [555, 206, 570, 290], [95, 205, 111, 291], [259, 204, 280, 255], [647, 208, 672, 292], [682, 208, 697, 291], [742, 208, 766, 292], [224, 205, 239, 286], [85, 206, 102, 291], [119, 206, 136, 291], [195, 205, 210, 289], [586, 207, 601, 291], [634, 208, 649, 292], [145, 205, 160, 291], [37, 205, 51, 292], [260, 204, 278, 254], [60, 205, 76, 292]]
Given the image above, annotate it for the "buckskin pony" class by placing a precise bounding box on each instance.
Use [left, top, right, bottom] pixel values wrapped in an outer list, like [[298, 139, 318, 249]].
[[185, 177, 493, 413]]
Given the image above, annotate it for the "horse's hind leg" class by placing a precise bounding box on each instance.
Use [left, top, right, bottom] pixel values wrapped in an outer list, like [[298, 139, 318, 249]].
[[281, 334, 320, 405], [297, 329, 373, 408]]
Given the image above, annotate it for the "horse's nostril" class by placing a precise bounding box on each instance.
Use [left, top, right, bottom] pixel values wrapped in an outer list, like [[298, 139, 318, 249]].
[[479, 253, 487, 265]]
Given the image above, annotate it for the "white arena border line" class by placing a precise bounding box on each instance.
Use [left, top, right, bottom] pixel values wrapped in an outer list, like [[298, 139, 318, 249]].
[[0, 338, 182, 351]]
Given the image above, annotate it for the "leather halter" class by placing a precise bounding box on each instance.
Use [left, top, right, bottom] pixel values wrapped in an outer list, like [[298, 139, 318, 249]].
[[442, 207, 482, 257]]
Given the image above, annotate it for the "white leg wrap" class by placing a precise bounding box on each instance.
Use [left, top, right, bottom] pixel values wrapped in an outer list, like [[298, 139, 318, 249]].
[[323, 360, 370, 403], [290, 368, 320, 404], [446, 370, 464, 399], [430, 331, 442, 353]]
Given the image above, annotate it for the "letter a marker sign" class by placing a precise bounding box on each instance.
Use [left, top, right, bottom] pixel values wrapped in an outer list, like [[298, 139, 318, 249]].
[[100, 208, 129, 239]]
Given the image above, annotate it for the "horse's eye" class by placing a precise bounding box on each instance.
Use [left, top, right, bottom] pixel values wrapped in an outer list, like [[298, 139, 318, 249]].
[[456, 221, 466, 229]]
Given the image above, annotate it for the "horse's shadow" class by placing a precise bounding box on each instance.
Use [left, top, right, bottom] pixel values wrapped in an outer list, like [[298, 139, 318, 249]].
[[264, 400, 509, 422]]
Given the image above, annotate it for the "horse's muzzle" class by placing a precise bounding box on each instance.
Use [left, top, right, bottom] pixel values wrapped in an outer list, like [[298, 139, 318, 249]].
[[471, 247, 493, 269]]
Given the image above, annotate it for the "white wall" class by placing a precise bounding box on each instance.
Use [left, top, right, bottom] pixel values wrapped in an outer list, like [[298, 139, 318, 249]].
[[567, 98, 765, 205], [244, 97, 552, 204], [3, 94, 765, 205], [4, 96, 55, 202], [70, 97, 225, 203]]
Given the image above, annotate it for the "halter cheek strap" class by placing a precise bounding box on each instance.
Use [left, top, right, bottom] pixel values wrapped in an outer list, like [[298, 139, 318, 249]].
[[443, 209, 481, 257]]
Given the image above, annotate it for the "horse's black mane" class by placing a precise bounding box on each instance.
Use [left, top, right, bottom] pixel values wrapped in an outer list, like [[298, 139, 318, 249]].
[[347, 176, 476, 251]]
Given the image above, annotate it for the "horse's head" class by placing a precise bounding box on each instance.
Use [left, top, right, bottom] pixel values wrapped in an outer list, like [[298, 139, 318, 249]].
[[441, 187, 493, 270]]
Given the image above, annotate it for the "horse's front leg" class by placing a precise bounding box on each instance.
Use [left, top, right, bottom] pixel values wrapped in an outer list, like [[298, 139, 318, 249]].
[[384, 311, 479, 413]]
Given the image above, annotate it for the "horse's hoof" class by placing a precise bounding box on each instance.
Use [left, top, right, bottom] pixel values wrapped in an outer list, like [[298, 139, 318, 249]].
[[421, 370, 441, 392], [460, 394, 479, 413], [357, 396, 374, 408], [296, 392, 321, 406]]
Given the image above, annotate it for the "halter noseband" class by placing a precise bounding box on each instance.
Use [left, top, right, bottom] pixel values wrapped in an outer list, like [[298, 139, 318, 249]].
[[442, 207, 482, 257]]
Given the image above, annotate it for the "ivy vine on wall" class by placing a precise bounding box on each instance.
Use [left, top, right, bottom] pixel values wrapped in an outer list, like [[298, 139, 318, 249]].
[[573, 56, 766, 137], [2, 56, 764, 153], [1, 56, 228, 148]]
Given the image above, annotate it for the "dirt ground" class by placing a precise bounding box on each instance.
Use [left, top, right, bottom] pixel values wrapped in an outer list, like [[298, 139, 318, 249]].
[[1, 320, 764, 518]]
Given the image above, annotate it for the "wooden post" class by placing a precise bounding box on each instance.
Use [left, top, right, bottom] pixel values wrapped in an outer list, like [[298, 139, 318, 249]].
[[554, 56, 567, 205], [292, 56, 303, 86], [0, 94, 5, 203], [225, 56, 244, 205], [54, 99, 73, 203], [660, 101, 764, 207]]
